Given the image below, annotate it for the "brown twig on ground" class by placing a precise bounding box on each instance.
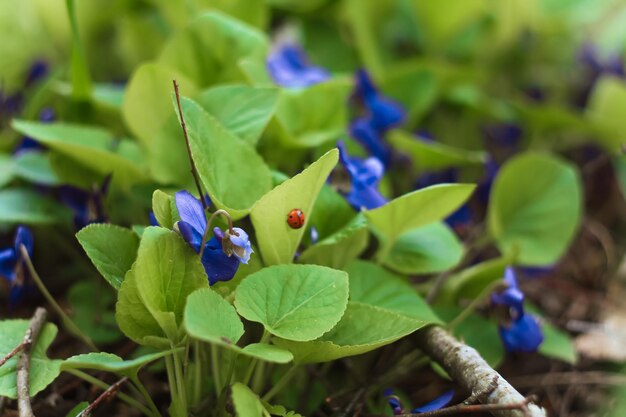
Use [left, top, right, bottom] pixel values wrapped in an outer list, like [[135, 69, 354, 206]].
[[76, 377, 129, 417], [17, 307, 48, 417], [416, 326, 546, 417], [393, 396, 537, 417], [0, 341, 29, 368]]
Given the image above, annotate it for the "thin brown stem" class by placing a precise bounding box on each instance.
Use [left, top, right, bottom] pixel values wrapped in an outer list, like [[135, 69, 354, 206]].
[[77, 377, 129, 417], [172, 79, 208, 213], [0, 341, 28, 368], [198, 209, 235, 258], [17, 307, 48, 417], [393, 396, 536, 417]]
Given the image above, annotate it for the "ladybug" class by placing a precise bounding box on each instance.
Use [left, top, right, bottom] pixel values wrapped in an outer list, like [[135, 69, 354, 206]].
[[287, 208, 305, 229]]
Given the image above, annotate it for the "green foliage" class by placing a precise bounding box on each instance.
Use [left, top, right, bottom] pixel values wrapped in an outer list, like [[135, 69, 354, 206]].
[[62, 350, 176, 377], [0, 320, 61, 398], [184, 288, 244, 346], [234, 264, 349, 341], [232, 383, 265, 417], [0, 188, 71, 225], [67, 281, 122, 344], [586, 76, 626, 151], [251, 149, 338, 265], [76, 224, 140, 289], [488, 153, 582, 266]]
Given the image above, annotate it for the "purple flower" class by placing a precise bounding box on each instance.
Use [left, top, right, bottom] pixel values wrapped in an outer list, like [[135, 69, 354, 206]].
[[354, 70, 405, 131], [175, 191, 252, 285], [385, 388, 454, 415], [59, 175, 111, 230], [337, 141, 387, 210], [267, 44, 330, 88], [24, 60, 49, 87], [491, 267, 543, 353], [0, 226, 34, 305], [349, 117, 391, 166]]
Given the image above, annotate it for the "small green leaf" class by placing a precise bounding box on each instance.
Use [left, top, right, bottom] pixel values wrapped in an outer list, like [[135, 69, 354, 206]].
[[388, 130, 487, 171], [13, 151, 59, 185], [152, 190, 178, 229], [276, 302, 428, 363], [195, 85, 278, 146], [347, 260, 441, 323], [234, 264, 349, 342], [232, 383, 265, 417], [76, 224, 140, 289], [488, 152, 582, 266], [382, 222, 463, 274], [299, 214, 369, 269], [67, 281, 122, 344], [178, 96, 272, 219], [586, 76, 626, 151], [0, 155, 14, 187], [184, 288, 244, 346], [539, 321, 577, 364], [365, 183, 475, 244], [11, 120, 147, 188], [251, 149, 338, 265], [0, 188, 71, 225], [240, 344, 293, 363], [62, 350, 176, 377], [0, 320, 61, 398], [437, 257, 509, 304]]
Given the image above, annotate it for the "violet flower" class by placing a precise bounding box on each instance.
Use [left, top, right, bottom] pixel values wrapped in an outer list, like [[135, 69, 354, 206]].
[[175, 191, 252, 285], [267, 44, 330, 88], [337, 140, 387, 210], [384, 388, 454, 414], [491, 267, 544, 353], [0, 226, 34, 306], [59, 175, 111, 230]]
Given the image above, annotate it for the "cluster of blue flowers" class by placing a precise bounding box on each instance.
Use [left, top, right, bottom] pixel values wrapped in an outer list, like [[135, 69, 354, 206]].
[[384, 388, 454, 414], [0, 226, 34, 306]]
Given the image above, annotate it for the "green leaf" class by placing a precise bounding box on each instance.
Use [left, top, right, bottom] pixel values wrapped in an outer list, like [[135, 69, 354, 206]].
[[234, 264, 349, 342], [232, 383, 265, 417], [306, 185, 357, 241], [11, 120, 147, 188], [184, 288, 244, 346], [364, 183, 475, 245], [388, 130, 487, 171], [0, 188, 70, 225], [122, 62, 198, 147], [347, 260, 441, 323], [67, 281, 122, 344], [195, 85, 278, 146], [116, 227, 208, 346], [239, 344, 293, 364], [76, 224, 140, 290], [13, 152, 60, 185], [487, 152, 582, 266], [0, 155, 14, 187], [158, 12, 268, 87], [299, 214, 369, 269], [0, 320, 61, 398], [275, 302, 428, 363], [152, 190, 178, 229], [382, 222, 463, 274], [62, 350, 177, 377], [539, 322, 577, 364], [178, 96, 272, 220], [436, 257, 510, 304], [272, 79, 352, 148], [586, 76, 626, 151], [65, 402, 88, 417], [250, 149, 338, 265]]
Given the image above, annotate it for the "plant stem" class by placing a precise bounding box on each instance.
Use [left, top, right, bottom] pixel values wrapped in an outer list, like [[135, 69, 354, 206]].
[[199, 209, 235, 258], [242, 331, 270, 386], [65, 0, 92, 99], [211, 344, 221, 397], [262, 365, 299, 402], [19, 245, 98, 351], [172, 347, 188, 416], [67, 369, 155, 417], [131, 375, 163, 417], [193, 340, 203, 405]]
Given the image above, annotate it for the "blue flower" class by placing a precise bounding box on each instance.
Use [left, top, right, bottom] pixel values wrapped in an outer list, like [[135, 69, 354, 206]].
[[267, 44, 330, 88], [384, 388, 454, 415], [175, 191, 252, 285], [337, 141, 387, 210], [491, 267, 543, 353], [59, 175, 111, 230], [349, 117, 391, 166], [354, 70, 405, 131], [0, 226, 34, 306], [13, 108, 54, 156]]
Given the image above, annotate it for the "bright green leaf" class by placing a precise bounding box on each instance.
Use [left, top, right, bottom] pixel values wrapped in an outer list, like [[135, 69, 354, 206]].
[[488, 152, 582, 266], [0, 320, 61, 398], [62, 350, 177, 377], [76, 224, 140, 290], [234, 264, 349, 342], [232, 382, 264, 417], [251, 149, 338, 265], [382, 222, 463, 274], [184, 288, 244, 346], [0, 188, 70, 225], [13, 152, 59, 185], [67, 281, 122, 344], [152, 190, 178, 229], [586, 76, 626, 151], [178, 96, 272, 219]]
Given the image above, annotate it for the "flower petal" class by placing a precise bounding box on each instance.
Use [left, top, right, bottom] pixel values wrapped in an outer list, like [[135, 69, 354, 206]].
[[0, 248, 17, 283], [411, 390, 454, 413], [175, 191, 207, 236], [201, 237, 241, 285], [267, 44, 330, 88], [499, 313, 544, 353], [178, 221, 204, 253]]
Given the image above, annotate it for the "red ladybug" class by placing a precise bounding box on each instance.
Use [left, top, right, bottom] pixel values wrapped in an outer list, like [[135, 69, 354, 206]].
[[287, 208, 305, 229]]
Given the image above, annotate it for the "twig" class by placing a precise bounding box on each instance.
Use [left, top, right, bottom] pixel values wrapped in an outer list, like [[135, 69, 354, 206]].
[[0, 341, 29, 368], [19, 245, 98, 351], [77, 377, 129, 417], [17, 307, 48, 417], [394, 396, 537, 417], [415, 326, 546, 417], [172, 79, 209, 213]]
